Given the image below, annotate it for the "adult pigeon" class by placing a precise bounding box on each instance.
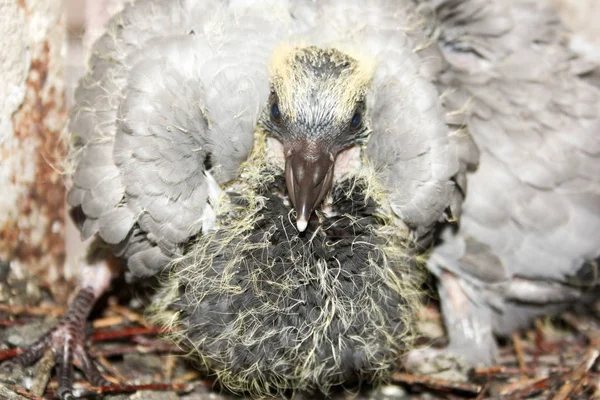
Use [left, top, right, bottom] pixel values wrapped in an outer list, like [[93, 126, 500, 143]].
[[8, 0, 600, 398]]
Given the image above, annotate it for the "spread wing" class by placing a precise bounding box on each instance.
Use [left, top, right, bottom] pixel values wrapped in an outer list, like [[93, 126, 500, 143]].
[[68, 0, 300, 277], [424, 0, 600, 305], [304, 0, 461, 245]]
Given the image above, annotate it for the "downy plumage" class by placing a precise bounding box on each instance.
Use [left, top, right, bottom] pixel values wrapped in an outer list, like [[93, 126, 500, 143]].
[[10, 0, 600, 398]]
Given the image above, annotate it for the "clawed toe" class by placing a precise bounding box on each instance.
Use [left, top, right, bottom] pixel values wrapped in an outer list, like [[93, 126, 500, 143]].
[[6, 288, 112, 399], [404, 346, 475, 382]]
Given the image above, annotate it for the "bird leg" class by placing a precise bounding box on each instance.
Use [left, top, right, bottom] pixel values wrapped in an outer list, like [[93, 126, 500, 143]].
[[406, 270, 498, 376], [437, 270, 498, 364], [6, 262, 113, 399]]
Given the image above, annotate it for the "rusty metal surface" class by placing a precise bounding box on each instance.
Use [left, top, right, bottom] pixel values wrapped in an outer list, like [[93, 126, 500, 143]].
[[0, 0, 68, 302]]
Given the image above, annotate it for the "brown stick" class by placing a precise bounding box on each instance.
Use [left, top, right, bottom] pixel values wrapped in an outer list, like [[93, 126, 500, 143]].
[[473, 365, 569, 376], [512, 332, 527, 381], [552, 349, 599, 400], [109, 304, 153, 328], [391, 372, 483, 394], [91, 326, 164, 341], [497, 375, 553, 397], [0, 320, 26, 327], [4, 385, 44, 400], [91, 343, 182, 358], [29, 349, 55, 397], [92, 315, 125, 329], [86, 382, 195, 395], [95, 354, 128, 383], [0, 304, 66, 318], [0, 348, 23, 362]]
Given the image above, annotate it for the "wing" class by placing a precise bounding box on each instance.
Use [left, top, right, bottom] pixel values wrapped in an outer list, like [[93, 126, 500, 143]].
[[68, 0, 303, 277], [424, 0, 600, 310], [302, 0, 462, 245]]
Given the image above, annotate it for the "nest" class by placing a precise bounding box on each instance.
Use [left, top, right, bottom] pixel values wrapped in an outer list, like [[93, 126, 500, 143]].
[[151, 139, 423, 397]]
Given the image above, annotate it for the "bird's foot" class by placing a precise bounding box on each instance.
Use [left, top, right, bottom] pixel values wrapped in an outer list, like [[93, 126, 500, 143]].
[[405, 269, 498, 381], [404, 345, 474, 382], [4, 287, 111, 399]]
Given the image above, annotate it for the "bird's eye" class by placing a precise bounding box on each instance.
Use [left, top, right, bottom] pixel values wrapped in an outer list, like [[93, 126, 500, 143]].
[[350, 112, 361, 128], [271, 103, 281, 122]]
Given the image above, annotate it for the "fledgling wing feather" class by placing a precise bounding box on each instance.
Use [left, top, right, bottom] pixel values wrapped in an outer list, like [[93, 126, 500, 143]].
[[304, 0, 460, 244], [68, 0, 301, 277], [424, 0, 600, 332]]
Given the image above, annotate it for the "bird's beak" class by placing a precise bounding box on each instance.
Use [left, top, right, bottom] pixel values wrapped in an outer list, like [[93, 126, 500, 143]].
[[284, 140, 335, 232]]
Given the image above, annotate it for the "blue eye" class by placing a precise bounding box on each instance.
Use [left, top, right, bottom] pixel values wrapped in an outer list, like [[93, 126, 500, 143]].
[[271, 103, 281, 121], [350, 112, 361, 128]]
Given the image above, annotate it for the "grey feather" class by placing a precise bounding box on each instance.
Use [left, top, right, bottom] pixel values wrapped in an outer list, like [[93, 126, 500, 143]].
[[69, 0, 299, 276], [304, 0, 459, 239], [67, 0, 600, 378], [423, 0, 600, 364], [69, 0, 458, 276], [98, 207, 135, 245]]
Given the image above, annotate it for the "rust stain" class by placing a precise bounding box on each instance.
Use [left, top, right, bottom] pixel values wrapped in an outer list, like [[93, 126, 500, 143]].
[[1, 39, 71, 301], [17, 0, 27, 11]]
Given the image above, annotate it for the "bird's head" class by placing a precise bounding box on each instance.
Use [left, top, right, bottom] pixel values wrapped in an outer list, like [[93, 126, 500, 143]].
[[260, 46, 374, 232]]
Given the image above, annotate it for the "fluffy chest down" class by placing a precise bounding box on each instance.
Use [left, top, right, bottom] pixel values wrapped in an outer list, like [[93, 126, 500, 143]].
[[151, 156, 422, 396]]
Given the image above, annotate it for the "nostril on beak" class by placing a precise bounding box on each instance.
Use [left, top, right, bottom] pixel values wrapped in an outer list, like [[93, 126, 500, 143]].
[[284, 142, 335, 232]]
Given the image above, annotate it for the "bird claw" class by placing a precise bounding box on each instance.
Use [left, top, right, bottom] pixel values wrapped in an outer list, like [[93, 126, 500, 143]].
[[6, 288, 111, 399], [404, 346, 476, 383]]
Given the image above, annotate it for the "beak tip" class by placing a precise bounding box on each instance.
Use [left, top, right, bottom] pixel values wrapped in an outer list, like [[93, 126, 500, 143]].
[[296, 217, 308, 233]]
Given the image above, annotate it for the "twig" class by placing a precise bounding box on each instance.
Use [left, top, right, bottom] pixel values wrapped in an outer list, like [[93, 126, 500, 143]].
[[30, 349, 55, 396], [95, 354, 127, 383], [512, 332, 527, 380], [497, 375, 552, 397], [552, 349, 599, 400], [0, 348, 23, 362], [109, 304, 153, 328], [0, 320, 26, 327], [85, 382, 195, 395], [4, 385, 44, 400], [562, 312, 600, 347], [0, 304, 65, 318], [472, 365, 569, 376], [391, 372, 483, 394], [92, 315, 124, 329], [474, 382, 490, 400], [163, 354, 177, 381], [173, 371, 201, 384], [91, 326, 164, 342], [532, 319, 545, 368], [0, 384, 28, 400], [91, 343, 182, 358]]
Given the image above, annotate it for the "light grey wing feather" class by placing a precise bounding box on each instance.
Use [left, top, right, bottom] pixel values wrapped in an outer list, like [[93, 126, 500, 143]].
[[425, 0, 600, 315], [69, 0, 186, 240], [308, 0, 460, 241], [69, 0, 298, 277], [114, 45, 210, 248], [98, 207, 136, 244]]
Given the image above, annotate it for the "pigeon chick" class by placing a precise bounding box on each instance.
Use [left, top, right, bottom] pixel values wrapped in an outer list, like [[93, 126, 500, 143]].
[[10, 2, 457, 396], [152, 130, 423, 396], [5, 0, 600, 398], [150, 45, 428, 395]]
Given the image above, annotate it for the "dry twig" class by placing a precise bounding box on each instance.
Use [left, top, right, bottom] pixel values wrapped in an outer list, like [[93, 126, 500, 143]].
[[391, 372, 483, 395], [552, 349, 599, 400], [0, 304, 66, 318], [29, 349, 54, 397], [497, 375, 553, 397], [85, 382, 195, 396], [91, 326, 164, 342]]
